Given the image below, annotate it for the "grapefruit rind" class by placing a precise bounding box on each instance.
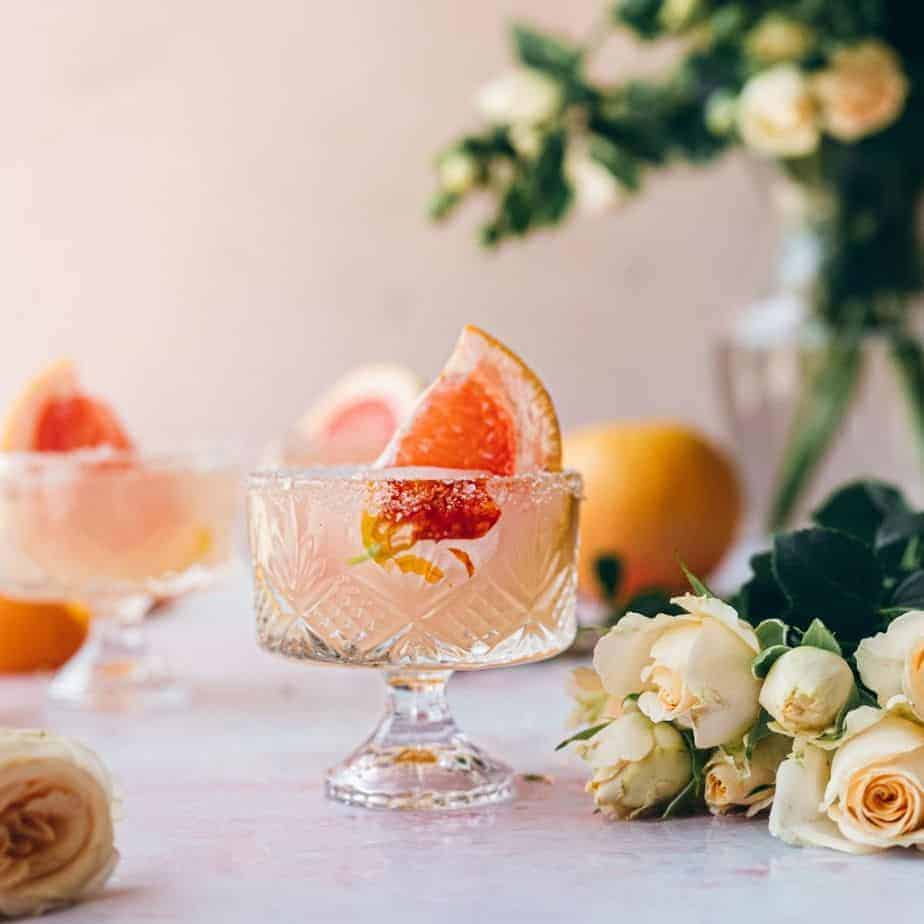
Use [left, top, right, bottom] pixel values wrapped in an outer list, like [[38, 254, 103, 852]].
[[377, 325, 562, 474]]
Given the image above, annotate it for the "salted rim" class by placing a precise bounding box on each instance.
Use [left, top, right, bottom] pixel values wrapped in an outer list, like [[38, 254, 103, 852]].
[[0, 446, 245, 479], [249, 465, 583, 494]]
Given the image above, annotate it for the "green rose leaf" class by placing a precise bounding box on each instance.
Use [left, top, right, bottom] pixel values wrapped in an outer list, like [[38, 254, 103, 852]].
[[773, 528, 882, 641], [554, 721, 611, 752], [743, 709, 774, 762], [812, 480, 908, 547], [660, 728, 707, 819], [886, 570, 924, 613], [799, 619, 842, 656], [816, 684, 861, 745], [511, 24, 581, 81], [752, 645, 790, 680], [738, 552, 790, 624], [754, 618, 789, 651], [681, 563, 713, 598]]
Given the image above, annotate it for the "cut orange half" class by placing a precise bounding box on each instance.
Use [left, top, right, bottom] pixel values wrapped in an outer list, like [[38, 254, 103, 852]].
[[377, 326, 561, 475], [2, 360, 133, 452], [278, 363, 422, 466]]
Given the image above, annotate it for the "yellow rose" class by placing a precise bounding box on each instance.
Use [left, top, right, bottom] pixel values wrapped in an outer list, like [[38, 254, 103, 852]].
[[770, 706, 924, 853], [0, 730, 118, 917], [813, 41, 908, 142], [857, 611, 924, 720], [745, 15, 813, 64], [593, 595, 761, 749], [737, 65, 819, 157], [759, 646, 855, 738], [579, 709, 691, 819], [704, 733, 791, 817]]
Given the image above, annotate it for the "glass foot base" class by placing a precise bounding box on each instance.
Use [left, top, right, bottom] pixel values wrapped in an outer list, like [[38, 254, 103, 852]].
[[326, 737, 514, 810], [325, 669, 514, 811]]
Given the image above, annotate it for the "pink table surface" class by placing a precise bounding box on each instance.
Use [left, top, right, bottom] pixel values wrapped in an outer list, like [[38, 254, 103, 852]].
[[0, 565, 912, 924]]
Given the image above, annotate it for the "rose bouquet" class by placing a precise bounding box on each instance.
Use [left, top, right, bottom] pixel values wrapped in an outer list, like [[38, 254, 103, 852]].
[[561, 477, 924, 852], [430, 2, 924, 527]]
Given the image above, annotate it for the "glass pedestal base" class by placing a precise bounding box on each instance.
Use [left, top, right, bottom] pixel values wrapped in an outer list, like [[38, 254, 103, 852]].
[[326, 670, 514, 811], [48, 595, 188, 712]]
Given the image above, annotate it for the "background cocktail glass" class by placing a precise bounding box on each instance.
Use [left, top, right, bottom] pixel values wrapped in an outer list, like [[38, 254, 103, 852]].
[[0, 450, 241, 710], [249, 466, 581, 810]]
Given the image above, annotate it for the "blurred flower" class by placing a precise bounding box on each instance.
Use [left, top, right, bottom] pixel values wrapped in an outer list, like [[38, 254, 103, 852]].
[[508, 123, 543, 160], [705, 90, 738, 136], [593, 594, 761, 749], [578, 707, 691, 819], [704, 733, 790, 816], [658, 0, 700, 33], [857, 610, 924, 721], [813, 41, 908, 142], [438, 151, 478, 195], [0, 729, 118, 918], [564, 147, 625, 215], [477, 68, 562, 126], [566, 666, 623, 728], [737, 65, 819, 157], [759, 646, 855, 738], [745, 15, 813, 64], [770, 707, 924, 853]]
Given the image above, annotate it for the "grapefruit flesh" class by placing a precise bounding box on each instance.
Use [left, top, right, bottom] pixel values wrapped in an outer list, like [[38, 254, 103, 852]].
[[280, 364, 421, 466], [1, 359, 132, 453], [378, 325, 561, 475]]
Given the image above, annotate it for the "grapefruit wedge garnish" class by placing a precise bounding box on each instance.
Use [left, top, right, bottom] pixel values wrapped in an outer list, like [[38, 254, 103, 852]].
[[356, 327, 561, 582], [377, 325, 561, 475], [278, 364, 421, 466], [1, 360, 133, 452]]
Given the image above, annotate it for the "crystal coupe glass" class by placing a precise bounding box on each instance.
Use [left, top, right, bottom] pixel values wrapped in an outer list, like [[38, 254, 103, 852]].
[[249, 466, 581, 810], [0, 449, 241, 710]]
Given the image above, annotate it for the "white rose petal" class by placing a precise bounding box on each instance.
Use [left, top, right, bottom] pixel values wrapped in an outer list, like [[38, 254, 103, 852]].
[[857, 611, 924, 719], [705, 733, 790, 817], [737, 65, 820, 157], [438, 151, 478, 195], [580, 711, 691, 819], [477, 68, 562, 126], [745, 15, 813, 64], [0, 729, 119, 918], [564, 151, 624, 216], [593, 596, 761, 750], [759, 646, 855, 738]]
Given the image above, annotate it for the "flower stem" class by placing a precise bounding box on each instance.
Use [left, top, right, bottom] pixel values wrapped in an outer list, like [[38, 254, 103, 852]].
[[888, 329, 924, 470]]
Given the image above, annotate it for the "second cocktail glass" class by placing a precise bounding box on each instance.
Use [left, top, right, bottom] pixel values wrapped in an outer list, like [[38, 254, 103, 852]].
[[0, 449, 241, 710], [249, 465, 581, 810]]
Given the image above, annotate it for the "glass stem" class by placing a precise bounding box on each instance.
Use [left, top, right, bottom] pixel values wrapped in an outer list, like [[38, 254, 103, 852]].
[[377, 670, 457, 751], [87, 594, 153, 676]]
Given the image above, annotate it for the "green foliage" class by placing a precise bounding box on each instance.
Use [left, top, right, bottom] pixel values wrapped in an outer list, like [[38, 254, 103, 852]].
[[681, 563, 713, 597], [593, 554, 682, 627], [555, 721, 611, 751], [594, 554, 623, 602], [661, 728, 709, 819], [799, 619, 842, 655]]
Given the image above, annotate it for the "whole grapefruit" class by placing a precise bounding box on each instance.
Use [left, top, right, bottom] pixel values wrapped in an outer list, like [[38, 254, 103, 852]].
[[563, 422, 741, 600]]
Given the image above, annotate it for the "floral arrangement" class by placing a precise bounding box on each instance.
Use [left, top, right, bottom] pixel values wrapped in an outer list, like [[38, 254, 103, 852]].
[[561, 477, 924, 853], [430, 2, 924, 527]]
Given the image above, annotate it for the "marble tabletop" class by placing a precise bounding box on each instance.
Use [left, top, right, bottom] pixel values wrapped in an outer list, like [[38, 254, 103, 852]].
[[2, 566, 916, 924]]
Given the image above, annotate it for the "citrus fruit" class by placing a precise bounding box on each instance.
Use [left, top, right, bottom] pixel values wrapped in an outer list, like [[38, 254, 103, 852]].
[[0, 598, 89, 673], [378, 325, 561, 474], [563, 422, 741, 601], [279, 364, 421, 465], [1, 359, 132, 452]]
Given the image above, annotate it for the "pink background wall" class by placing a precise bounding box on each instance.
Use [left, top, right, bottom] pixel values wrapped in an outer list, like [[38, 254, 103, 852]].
[[0, 1, 774, 450]]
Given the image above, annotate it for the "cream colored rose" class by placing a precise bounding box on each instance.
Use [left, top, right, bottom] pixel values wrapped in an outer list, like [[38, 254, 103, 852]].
[[813, 41, 908, 142], [564, 149, 624, 216], [737, 65, 819, 157], [566, 666, 623, 729], [759, 646, 855, 738], [477, 68, 562, 126], [593, 595, 761, 749], [704, 734, 791, 817], [438, 151, 478, 195], [857, 611, 924, 720], [0, 729, 118, 917], [579, 709, 691, 819], [745, 15, 813, 64], [770, 707, 924, 853]]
